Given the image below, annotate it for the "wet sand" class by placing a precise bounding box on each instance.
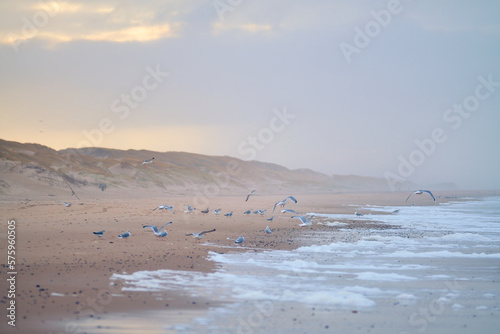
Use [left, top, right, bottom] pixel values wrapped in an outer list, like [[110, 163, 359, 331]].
[[0, 190, 494, 333]]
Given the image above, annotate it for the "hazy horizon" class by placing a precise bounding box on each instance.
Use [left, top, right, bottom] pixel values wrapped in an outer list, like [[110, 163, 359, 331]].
[[1, 1, 499, 190]]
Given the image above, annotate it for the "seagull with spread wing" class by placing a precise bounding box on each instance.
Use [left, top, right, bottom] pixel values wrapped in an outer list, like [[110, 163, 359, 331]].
[[406, 190, 436, 203], [273, 196, 298, 213], [143, 222, 173, 240], [186, 229, 216, 242]]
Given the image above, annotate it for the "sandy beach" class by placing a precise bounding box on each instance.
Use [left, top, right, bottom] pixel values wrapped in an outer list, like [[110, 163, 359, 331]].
[[0, 190, 498, 333]]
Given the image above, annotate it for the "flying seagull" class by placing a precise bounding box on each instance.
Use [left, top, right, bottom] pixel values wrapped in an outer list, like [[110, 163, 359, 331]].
[[184, 205, 196, 213], [60, 201, 72, 207], [142, 157, 155, 165], [143, 222, 173, 240], [291, 215, 315, 227], [93, 230, 105, 237], [118, 231, 131, 240], [153, 205, 174, 213], [186, 229, 216, 242], [234, 236, 245, 244], [281, 209, 298, 214], [273, 196, 298, 213], [406, 190, 436, 203], [245, 190, 256, 202]]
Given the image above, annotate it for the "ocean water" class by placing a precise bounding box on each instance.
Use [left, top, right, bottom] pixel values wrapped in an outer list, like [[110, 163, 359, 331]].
[[102, 197, 499, 333]]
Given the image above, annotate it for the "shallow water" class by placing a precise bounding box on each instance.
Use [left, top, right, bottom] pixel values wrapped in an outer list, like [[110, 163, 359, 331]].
[[84, 197, 500, 333]]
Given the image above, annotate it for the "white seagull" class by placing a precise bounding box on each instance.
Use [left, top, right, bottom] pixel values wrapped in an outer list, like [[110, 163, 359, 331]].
[[186, 229, 216, 242], [265, 226, 272, 234], [273, 196, 298, 213], [184, 205, 196, 213], [213, 209, 221, 215], [93, 230, 105, 237], [281, 209, 298, 214], [245, 190, 256, 202], [153, 205, 174, 213], [234, 236, 245, 244], [291, 215, 315, 227], [143, 222, 173, 240], [60, 201, 72, 207], [406, 190, 436, 203], [142, 157, 155, 165]]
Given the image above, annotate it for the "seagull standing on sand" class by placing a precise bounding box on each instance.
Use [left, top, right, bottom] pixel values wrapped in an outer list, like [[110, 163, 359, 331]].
[[186, 229, 216, 242], [273, 196, 298, 213], [291, 215, 315, 227], [118, 231, 131, 240], [243, 210, 251, 215], [213, 209, 221, 215], [265, 226, 272, 234], [267, 216, 274, 222], [93, 230, 105, 237], [143, 222, 173, 240], [355, 212, 363, 217], [246, 190, 256, 202], [224, 211, 233, 217], [201, 208, 210, 214], [234, 236, 245, 244], [406, 190, 436, 203]]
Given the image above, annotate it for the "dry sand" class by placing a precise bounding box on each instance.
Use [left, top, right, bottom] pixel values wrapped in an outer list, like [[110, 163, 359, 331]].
[[0, 190, 495, 333]]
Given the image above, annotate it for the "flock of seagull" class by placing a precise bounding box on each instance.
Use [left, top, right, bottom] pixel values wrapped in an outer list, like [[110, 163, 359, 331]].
[[78, 187, 436, 245]]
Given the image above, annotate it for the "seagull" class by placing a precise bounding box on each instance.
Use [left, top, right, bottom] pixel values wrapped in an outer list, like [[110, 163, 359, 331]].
[[291, 215, 314, 227], [153, 205, 174, 213], [355, 212, 363, 217], [234, 236, 245, 244], [406, 190, 436, 202], [266, 216, 274, 221], [60, 201, 72, 207], [201, 208, 210, 214], [213, 209, 221, 215], [265, 226, 272, 234], [224, 211, 233, 217], [259, 209, 267, 215], [184, 205, 196, 213], [93, 230, 105, 237], [118, 231, 131, 240], [281, 209, 298, 214], [392, 209, 400, 213], [245, 190, 256, 202], [142, 157, 154, 165], [273, 196, 298, 213], [243, 210, 251, 215], [186, 229, 216, 242], [143, 222, 173, 240]]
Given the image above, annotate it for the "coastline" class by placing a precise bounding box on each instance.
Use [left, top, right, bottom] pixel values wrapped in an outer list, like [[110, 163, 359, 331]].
[[0, 190, 497, 333]]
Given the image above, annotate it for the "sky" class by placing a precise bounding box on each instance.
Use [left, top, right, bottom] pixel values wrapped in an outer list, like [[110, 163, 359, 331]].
[[1, 0, 499, 190]]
